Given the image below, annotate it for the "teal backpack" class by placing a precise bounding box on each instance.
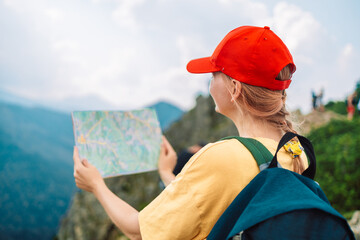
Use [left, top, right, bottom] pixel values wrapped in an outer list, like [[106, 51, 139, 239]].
[[207, 132, 355, 240]]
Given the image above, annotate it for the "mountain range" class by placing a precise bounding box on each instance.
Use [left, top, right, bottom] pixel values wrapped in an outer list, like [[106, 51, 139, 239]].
[[0, 93, 183, 240], [0, 102, 75, 239]]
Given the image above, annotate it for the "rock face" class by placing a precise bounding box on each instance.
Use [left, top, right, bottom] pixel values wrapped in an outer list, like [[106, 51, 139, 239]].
[[295, 109, 346, 135], [165, 95, 237, 152], [57, 171, 161, 240]]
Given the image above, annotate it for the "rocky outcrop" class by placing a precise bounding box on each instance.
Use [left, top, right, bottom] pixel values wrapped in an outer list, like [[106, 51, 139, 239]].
[[57, 171, 161, 240], [165, 95, 237, 152], [349, 211, 360, 239], [295, 109, 346, 135]]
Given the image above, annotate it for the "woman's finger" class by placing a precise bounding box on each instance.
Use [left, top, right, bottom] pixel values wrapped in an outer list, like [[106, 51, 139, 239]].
[[162, 136, 173, 152], [163, 136, 176, 156], [73, 168, 79, 177], [75, 179, 87, 188], [82, 159, 90, 167], [76, 182, 90, 192], [73, 146, 82, 167], [162, 136, 170, 147]]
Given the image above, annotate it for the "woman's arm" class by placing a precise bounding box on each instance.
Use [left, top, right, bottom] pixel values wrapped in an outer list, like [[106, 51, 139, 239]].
[[73, 147, 142, 240]]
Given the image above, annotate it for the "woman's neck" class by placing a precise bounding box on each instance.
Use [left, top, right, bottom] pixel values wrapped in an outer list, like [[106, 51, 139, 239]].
[[232, 114, 283, 142]]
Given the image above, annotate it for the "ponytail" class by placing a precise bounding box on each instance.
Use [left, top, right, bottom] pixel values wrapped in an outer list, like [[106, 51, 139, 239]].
[[281, 106, 305, 174], [232, 64, 305, 174], [276, 67, 305, 174]]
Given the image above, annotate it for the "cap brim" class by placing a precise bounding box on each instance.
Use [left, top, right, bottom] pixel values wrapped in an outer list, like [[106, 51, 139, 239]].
[[186, 57, 222, 74]]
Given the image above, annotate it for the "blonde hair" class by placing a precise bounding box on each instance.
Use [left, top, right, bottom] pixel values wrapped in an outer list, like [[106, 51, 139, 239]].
[[230, 64, 305, 174]]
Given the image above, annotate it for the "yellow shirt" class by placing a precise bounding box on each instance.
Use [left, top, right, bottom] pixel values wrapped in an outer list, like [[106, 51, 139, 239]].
[[139, 138, 308, 240]]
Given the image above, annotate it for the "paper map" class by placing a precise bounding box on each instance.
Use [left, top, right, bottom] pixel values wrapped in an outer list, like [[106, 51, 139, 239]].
[[71, 109, 162, 178]]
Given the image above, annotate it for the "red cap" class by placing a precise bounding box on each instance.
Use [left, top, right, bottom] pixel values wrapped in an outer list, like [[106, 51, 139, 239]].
[[186, 26, 296, 90]]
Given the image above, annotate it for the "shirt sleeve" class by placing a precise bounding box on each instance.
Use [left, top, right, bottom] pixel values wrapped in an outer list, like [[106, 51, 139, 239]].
[[138, 140, 260, 240], [138, 173, 202, 239]]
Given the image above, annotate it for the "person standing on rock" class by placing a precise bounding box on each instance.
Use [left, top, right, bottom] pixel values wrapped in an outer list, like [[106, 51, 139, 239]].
[[347, 81, 360, 120], [347, 91, 358, 120], [311, 90, 318, 111], [73, 26, 307, 240]]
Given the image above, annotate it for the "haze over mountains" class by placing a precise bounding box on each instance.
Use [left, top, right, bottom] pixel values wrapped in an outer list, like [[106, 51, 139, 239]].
[[0, 102, 75, 239], [0, 90, 183, 240], [0, 89, 184, 112]]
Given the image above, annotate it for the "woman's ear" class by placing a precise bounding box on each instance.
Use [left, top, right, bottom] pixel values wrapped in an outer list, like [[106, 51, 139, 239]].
[[231, 80, 242, 102]]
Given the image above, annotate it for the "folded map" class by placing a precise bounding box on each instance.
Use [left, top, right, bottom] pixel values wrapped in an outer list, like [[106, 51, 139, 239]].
[[71, 108, 162, 178]]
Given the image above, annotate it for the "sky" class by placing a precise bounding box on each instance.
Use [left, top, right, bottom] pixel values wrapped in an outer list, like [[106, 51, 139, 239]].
[[0, 0, 359, 113]]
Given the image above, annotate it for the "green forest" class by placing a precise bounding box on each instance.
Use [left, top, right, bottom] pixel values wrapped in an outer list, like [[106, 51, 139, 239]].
[[307, 118, 360, 216]]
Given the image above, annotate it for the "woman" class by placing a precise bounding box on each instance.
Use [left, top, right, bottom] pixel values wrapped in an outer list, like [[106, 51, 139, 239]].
[[73, 25, 307, 239]]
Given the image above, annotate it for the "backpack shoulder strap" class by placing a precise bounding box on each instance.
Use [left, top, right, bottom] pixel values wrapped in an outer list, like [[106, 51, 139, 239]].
[[220, 136, 273, 168]]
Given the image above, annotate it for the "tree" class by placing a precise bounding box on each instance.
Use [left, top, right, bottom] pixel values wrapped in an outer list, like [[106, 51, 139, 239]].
[[307, 119, 360, 213]]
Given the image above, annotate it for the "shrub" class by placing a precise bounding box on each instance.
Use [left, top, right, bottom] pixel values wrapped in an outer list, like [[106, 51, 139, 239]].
[[325, 101, 347, 115], [307, 119, 360, 213]]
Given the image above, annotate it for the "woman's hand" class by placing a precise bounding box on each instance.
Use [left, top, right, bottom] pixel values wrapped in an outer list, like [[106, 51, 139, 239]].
[[73, 147, 141, 239], [158, 136, 177, 186], [73, 146, 105, 193], [158, 136, 177, 172]]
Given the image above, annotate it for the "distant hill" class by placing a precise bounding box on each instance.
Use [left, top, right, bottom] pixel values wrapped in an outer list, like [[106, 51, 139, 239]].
[[0, 89, 37, 107], [0, 89, 120, 112], [0, 89, 184, 131], [0, 99, 183, 240], [0, 102, 75, 240], [147, 101, 184, 131], [0, 89, 185, 122]]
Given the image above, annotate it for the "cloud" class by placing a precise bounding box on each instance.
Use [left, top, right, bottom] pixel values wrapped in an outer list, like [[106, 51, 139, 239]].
[[335, 43, 360, 95], [112, 0, 145, 30], [256, 2, 322, 56], [253, 3, 325, 112], [43, 8, 63, 22], [3, 0, 33, 12], [338, 43, 354, 72], [218, 0, 268, 23], [1, 0, 359, 113]]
